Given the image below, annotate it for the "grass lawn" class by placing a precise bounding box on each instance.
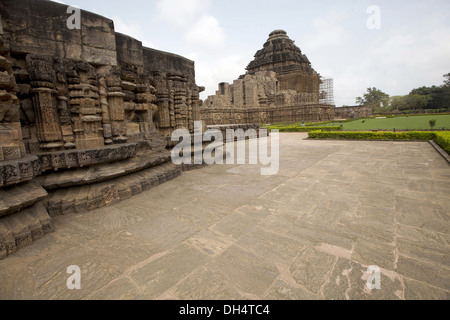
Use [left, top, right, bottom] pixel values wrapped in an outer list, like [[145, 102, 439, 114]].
[[325, 114, 450, 131]]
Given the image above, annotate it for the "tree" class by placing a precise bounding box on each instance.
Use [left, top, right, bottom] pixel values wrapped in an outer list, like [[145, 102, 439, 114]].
[[356, 87, 390, 112], [409, 74, 450, 110], [429, 119, 436, 129], [390, 94, 430, 112], [389, 96, 406, 111], [444, 73, 450, 87]]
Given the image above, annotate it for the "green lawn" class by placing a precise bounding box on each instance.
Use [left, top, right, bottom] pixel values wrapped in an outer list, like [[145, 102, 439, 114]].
[[325, 114, 450, 131]]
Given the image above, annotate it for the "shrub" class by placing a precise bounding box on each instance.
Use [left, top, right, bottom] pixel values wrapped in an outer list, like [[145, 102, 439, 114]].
[[307, 131, 437, 141], [434, 132, 450, 154], [275, 126, 342, 132], [429, 119, 436, 129], [307, 130, 450, 155]]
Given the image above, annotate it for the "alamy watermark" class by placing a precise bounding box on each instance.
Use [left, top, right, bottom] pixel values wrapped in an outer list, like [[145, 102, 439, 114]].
[[366, 5, 381, 30], [66, 5, 81, 30], [171, 121, 279, 176], [365, 265, 381, 290], [66, 265, 81, 290]]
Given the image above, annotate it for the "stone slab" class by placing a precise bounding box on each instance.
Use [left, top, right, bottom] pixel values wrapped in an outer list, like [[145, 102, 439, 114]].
[[0, 133, 449, 299]]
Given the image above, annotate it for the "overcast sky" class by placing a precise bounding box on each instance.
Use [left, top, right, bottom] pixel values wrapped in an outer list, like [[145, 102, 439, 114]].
[[52, 0, 450, 106]]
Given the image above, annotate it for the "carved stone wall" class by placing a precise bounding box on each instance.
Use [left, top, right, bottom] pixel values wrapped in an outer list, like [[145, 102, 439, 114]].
[[0, 0, 204, 258], [0, 0, 203, 157], [334, 105, 372, 119], [0, 19, 25, 161]]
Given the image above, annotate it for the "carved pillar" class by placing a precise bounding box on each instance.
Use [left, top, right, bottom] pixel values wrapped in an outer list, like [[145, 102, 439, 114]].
[[0, 33, 26, 160], [27, 55, 63, 151], [147, 84, 158, 133], [106, 75, 127, 144], [186, 88, 193, 131], [134, 82, 152, 140], [174, 88, 188, 130], [98, 77, 113, 145], [68, 82, 104, 149], [169, 89, 175, 129], [57, 96, 75, 149], [156, 89, 170, 129]]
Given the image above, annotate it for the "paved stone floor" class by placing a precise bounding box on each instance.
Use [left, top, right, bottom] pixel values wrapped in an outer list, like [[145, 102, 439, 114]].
[[0, 133, 449, 300]]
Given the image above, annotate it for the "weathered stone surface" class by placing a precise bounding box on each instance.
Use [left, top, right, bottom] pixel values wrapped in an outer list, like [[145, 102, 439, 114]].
[[47, 162, 181, 216], [0, 201, 53, 257], [130, 243, 210, 299], [0, 134, 449, 299], [264, 280, 319, 300], [289, 247, 336, 294], [403, 278, 449, 300], [0, 0, 205, 257], [0, 182, 47, 217], [322, 258, 404, 300], [237, 227, 303, 265], [172, 266, 245, 300], [396, 256, 450, 290]]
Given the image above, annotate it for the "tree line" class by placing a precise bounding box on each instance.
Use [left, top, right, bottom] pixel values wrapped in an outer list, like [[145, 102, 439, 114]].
[[355, 73, 450, 113]]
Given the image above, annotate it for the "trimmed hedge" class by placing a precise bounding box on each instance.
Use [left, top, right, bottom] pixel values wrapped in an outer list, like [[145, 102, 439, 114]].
[[274, 126, 342, 132], [308, 131, 436, 140], [435, 132, 450, 154], [307, 130, 450, 155]]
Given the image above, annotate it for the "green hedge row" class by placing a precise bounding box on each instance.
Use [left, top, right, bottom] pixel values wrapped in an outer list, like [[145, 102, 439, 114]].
[[434, 132, 450, 154], [267, 120, 341, 128], [275, 126, 342, 132], [307, 130, 450, 155], [307, 130, 436, 140]]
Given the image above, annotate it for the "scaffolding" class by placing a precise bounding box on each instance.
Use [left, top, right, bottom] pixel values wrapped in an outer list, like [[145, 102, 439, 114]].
[[319, 77, 334, 105]]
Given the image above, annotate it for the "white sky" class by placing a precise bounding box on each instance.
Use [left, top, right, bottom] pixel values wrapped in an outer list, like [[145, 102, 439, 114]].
[[51, 0, 450, 106]]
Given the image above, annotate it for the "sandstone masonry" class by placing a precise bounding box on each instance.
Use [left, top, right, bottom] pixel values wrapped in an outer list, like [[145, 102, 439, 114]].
[[0, 0, 204, 258]]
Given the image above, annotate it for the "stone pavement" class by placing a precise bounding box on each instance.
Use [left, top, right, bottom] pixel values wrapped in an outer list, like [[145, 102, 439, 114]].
[[0, 133, 449, 300]]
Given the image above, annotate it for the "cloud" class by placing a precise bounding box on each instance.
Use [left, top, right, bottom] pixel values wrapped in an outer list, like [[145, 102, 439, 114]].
[[302, 9, 351, 50], [351, 20, 450, 99], [112, 16, 158, 49], [156, 0, 227, 50], [157, 0, 210, 29], [197, 55, 247, 99], [185, 15, 226, 48], [300, 7, 450, 106]]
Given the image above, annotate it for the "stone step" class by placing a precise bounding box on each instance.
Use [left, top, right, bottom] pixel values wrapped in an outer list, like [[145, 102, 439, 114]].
[[179, 145, 231, 171], [0, 202, 54, 259], [41, 150, 172, 190], [0, 155, 41, 188], [0, 182, 48, 217], [37, 142, 138, 173], [46, 162, 182, 216]]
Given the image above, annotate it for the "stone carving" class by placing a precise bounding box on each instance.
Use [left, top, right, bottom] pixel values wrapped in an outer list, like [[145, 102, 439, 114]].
[[0, 0, 205, 258], [0, 25, 25, 161]]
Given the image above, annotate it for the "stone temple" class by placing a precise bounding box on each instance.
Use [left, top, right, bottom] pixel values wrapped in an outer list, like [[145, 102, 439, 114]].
[[0, 1, 367, 259], [0, 0, 217, 258], [202, 30, 371, 124]]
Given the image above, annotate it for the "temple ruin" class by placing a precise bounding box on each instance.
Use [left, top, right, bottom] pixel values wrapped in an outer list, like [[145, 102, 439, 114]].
[[0, 1, 369, 259], [201, 30, 371, 124], [0, 0, 211, 258]]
